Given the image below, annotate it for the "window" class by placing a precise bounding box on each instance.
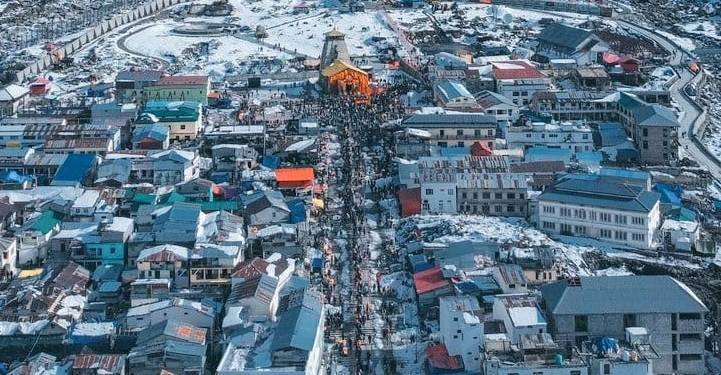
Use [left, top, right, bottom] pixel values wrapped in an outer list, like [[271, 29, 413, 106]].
[[679, 313, 701, 320], [462, 192, 467, 199], [614, 215, 627, 225], [680, 333, 701, 340], [482, 192, 491, 199], [599, 212, 611, 222], [473, 192, 478, 200], [448, 189, 454, 196], [474, 129, 481, 137], [603, 364, 611, 374], [495, 193, 502, 199], [494, 205, 502, 212], [425, 189, 434, 195], [507, 205, 515, 213], [574, 209, 586, 219], [574, 225, 586, 235], [457, 129, 464, 136], [453, 317, 458, 322], [571, 371, 582, 375], [542, 221, 555, 230], [560, 223, 572, 234], [507, 193, 516, 199], [590, 211, 597, 221], [180, 125, 186, 130], [632, 217, 645, 225], [632, 233, 645, 242], [643, 141, 648, 149], [615, 231, 627, 241], [643, 128, 648, 137], [600, 229, 612, 239], [487, 129, 493, 136], [679, 354, 702, 361], [574, 315, 588, 332]]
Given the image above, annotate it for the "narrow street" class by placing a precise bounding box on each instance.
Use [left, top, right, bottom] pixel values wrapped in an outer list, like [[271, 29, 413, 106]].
[[306, 86, 422, 374]]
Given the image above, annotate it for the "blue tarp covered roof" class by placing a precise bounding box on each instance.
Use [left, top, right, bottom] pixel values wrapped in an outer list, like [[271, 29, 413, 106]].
[[654, 183, 683, 206], [51, 154, 96, 186], [0, 170, 32, 184], [287, 199, 306, 224]]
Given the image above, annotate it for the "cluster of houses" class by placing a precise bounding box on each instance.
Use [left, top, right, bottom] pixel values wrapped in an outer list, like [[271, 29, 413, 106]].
[[401, 230, 708, 374], [394, 20, 713, 254], [0, 64, 330, 373]]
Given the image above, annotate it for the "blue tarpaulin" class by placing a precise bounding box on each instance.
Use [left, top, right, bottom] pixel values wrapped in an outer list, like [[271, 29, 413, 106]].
[[654, 183, 683, 206], [287, 199, 307, 224], [312, 257, 323, 272], [262, 155, 280, 170]]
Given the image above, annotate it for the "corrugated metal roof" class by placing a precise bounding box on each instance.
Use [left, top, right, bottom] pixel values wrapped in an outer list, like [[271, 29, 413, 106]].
[[541, 276, 708, 315], [51, 154, 96, 186]]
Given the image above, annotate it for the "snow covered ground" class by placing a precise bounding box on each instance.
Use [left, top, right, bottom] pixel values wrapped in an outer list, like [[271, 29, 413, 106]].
[[657, 30, 697, 51], [679, 21, 721, 40], [263, 11, 398, 57], [399, 215, 706, 277]]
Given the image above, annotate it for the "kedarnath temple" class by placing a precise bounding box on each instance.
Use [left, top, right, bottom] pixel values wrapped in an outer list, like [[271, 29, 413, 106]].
[[319, 29, 372, 101]]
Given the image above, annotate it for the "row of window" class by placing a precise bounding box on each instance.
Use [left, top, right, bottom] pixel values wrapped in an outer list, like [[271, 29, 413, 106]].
[[437, 129, 494, 137], [426, 189, 525, 201], [542, 205, 646, 226]]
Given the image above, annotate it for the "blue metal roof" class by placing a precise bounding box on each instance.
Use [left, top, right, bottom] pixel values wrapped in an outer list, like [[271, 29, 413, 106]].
[[133, 124, 169, 143], [51, 154, 96, 186], [541, 276, 708, 315], [436, 80, 473, 102], [539, 176, 660, 213], [598, 122, 628, 147], [270, 304, 321, 352]]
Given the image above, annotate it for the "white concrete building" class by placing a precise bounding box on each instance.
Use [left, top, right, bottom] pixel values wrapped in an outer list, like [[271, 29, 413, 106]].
[[418, 156, 510, 214], [537, 175, 661, 249], [506, 121, 594, 154], [492, 294, 547, 345], [475, 90, 520, 126], [439, 296, 483, 373]]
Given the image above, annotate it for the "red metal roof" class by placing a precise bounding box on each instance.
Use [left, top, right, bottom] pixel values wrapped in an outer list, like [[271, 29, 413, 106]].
[[156, 75, 209, 86], [275, 167, 314, 182], [426, 343, 463, 370], [413, 266, 450, 294], [492, 60, 546, 80], [72, 354, 125, 372]]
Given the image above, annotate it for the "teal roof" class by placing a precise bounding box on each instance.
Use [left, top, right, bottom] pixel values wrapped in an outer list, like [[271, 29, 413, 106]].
[[132, 192, 157, 204], [31, 211, 60, 234], [200, 200, 239, 212], [138, 101, 200, 123]]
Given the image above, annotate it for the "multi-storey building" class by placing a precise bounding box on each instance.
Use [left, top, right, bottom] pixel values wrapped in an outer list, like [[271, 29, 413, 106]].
[[537, 175, 661, 249], [456, 173, 528, 216], [531, 91, 680, 164], [418, 156, 509, 214], [506, 121, 594, 154], [439, 295, 483, 372], [541, 276, 708, 375], [402, 113, 498, 149]]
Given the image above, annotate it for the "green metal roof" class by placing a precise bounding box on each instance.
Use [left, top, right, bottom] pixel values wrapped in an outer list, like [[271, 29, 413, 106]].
[[31, 211, 60, 234], [200, 200, 239, 212]]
